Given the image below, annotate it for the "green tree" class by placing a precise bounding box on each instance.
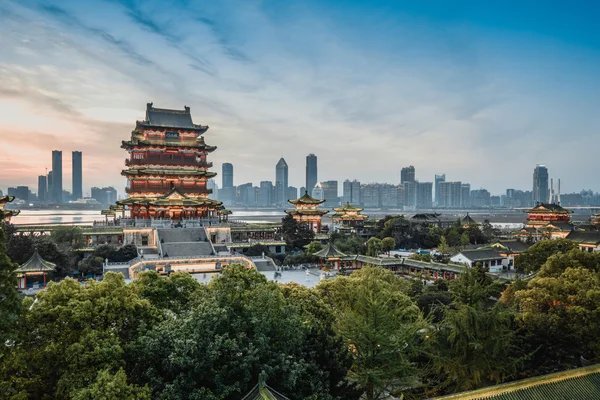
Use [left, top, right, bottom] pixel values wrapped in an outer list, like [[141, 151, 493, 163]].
[[78, 255, 104, 276], [132, 270, 203, 314], [429, 265, 523, 393], [2, 273, 158, 399], [281, 214, 315, 250], [460, 232, 470, 249], [508, 249, 600, 373], [50, 226, 84, 249], [305, 241, 324, 255], [317, 267, 425, 400], [437, 236, 452, 255], [516, 238, 577, 273], [0, 210, 22, 360], [72, 368, 150, 400], [381, 237, 396, 254], [365, 237, 382, 257], [133, 265, 356, 400]]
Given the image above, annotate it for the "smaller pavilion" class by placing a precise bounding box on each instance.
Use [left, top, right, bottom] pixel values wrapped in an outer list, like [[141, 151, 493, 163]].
[[313, 242, 348, 271], [15, 250, 56, 290], [331, 203, 368, 229], [0, 195, 20, 221], [285, 191, 328, 233], [461, 213, 477, 228]]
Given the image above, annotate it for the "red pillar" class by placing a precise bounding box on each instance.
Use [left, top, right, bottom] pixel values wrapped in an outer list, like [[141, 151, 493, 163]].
[[43, 273, 47, 287]]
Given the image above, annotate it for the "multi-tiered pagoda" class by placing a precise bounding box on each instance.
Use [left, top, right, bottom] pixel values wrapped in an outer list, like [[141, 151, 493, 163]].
[[331, 203, 367, 229], [117, 103, 223, 220], [286, 191, 328, 233]]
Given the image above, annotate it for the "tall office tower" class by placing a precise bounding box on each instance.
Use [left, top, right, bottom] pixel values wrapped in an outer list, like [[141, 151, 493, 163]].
[[38, 175, 47, 202], [416, 182, 433, 208], [434, 174, 446, 204], [305, 154, 318, 195], [320, 180, 339, 206], [258, 181, 273, 206], [275, 158, 288, 204], [91, 186, 117, 207], [51, 150, 63, 203], [236, 183, 253, 206], [400, 165, 416, 183], [343, 179, 362, 205], [460, 183, 471, 208], [207, 179, 218, 199], [403, 181, 417, 207], [15, 186, 29, 201], [72, 151, 82, 200], [47, 171, 53, 197], [222, 163, 233, 188], [533, 164, 549, 204]]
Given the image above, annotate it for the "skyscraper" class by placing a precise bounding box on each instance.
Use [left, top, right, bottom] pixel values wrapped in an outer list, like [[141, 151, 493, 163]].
[[275, 158, 288, 205], [416, 182, 433, 208], [460, 183, 471, 208], [434, 174, 445, 204], [533, 164, 549, 204], [401, 166, 416, 183], [438, 181, 462, 208], [305, 154, 318, 195], [258, 181, 273, 206], [222, 163, 233, 188], [342, 179, 361, 205], [72, 151, 82, 200], [38, 175, 47, 202], [51, 150, 62, 203]]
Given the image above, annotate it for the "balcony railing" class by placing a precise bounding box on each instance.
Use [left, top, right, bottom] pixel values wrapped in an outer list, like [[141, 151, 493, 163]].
[[125, 158, 213, 168], [126, 185, 212, 195]]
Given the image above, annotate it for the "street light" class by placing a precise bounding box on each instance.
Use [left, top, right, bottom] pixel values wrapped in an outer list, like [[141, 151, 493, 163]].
[[103, 258, 108, 280]]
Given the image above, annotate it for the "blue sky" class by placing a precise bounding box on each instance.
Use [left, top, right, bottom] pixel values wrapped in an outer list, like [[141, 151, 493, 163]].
[[1, 0, 599, 196]]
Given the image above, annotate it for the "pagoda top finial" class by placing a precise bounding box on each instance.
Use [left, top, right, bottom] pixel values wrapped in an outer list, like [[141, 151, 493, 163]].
[[147, 102, 153, 111], [184, 105, 190, 113]]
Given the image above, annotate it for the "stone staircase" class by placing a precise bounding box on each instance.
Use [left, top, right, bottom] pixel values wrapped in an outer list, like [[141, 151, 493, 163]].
[[252, 257, 278, 271], [157, 228, 215, 258]]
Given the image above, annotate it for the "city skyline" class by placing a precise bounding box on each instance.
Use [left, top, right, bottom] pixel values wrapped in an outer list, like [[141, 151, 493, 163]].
[[2, 1, 600, 193]]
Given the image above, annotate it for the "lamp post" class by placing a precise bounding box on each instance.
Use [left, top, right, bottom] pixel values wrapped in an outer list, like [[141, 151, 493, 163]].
[[103, 258, 108, 280]]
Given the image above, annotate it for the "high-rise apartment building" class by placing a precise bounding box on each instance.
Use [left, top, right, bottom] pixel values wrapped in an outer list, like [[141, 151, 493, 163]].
[[361, 184, 381, 208], [91, 186, 117, 207], [403, 181, 417, 207], [461, 183, 471, 208], [220, 163, 235, 205], [72, 151, 82, 200], [434, 174, 445, 204], [533, 164, 549, 204], [438, 181, 462, 208], [401, 166, 416, 183], [275, 158, 288, 205], [51, 150, 63, 203], [320, 180, 339, 206], [416, 182, 433, 208], [380, 184, 398, 208], [342, 179, 361, 205], [305, 154, 317, 196], [470, 189, 491, 208], [38, 175, 47, 202]]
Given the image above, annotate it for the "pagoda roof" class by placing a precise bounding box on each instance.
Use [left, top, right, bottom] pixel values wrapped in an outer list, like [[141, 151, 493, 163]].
[[285, 209, 328, 216], [313, 242, 348, 259], [241, 382, 290, 400], [333, 202, 364, 212], [288, 191, 325, 205], [121, 168, 216, 178], [461, 213, 477, 225], [525, 203, 572, 214], [16, 250, 56, 273], [566, 230, 600, 245], [331, 213, 367, 220], [136, 103, 209, 132], [117, 187, 222, 208], [431, 363, 600, 400], [0, 195, 15, 207]]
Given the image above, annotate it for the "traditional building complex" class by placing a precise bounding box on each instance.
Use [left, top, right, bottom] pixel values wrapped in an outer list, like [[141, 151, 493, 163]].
[[520, 203, 573, 240], [331, 203, 367, 232], [117, 103, 223, 220], [286, 191, 328, 233]]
